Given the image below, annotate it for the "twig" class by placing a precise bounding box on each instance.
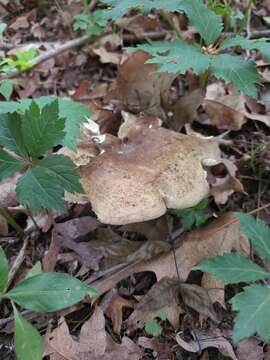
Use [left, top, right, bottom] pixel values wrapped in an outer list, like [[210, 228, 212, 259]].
[[6, 236, 29, 289], [0, 34, 93, 81]]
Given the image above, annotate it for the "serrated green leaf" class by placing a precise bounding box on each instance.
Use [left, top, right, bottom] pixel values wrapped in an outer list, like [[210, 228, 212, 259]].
[[193, 253, 270, 285], [134, 40, 211, 75], [145, 319, 163, 337], [178, 0, 222, 45], [0, 79, 14, 100], [103, 0, 222, 44], [231, 284, 270, 343], [0, 113, 28, 158], [158, 308, 168, 321], [16, 155, 84, 213], [0, 246, 8, 293], [7, 272, 97, 312], [12, 303, 43, 360], [22, 100, 65, 158], [210, 54, 260, 98], [0, 149, 23, 180], [238, 213, 270, 260], [221, 36, 270, 62], [0, 97, 91, 150]]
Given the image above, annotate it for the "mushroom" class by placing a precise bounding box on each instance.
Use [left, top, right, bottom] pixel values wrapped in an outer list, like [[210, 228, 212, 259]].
[[78, 115, 220, 225]]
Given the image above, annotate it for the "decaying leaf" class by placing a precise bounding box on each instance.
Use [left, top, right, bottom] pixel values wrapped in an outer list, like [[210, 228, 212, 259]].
[[126, 277, 183, 330], [236, 337, 264, 360], [176, 329, 237, 360], [109, 51, 176, 119], [203, 84, 270, 129], [0, 173, 19, 208], [45, 307, 142, 360]]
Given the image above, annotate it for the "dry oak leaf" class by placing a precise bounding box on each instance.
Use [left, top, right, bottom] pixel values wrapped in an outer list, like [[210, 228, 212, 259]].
[[92, 213, 250, 298], [79, 124, 220, 225]]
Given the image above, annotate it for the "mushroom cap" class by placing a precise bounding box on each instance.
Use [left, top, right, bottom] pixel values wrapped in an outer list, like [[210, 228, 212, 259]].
[[79, 127, 220, 225]]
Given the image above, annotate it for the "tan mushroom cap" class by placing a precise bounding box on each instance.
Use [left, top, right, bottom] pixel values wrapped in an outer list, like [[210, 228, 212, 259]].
[[79, 125, 220, 225]]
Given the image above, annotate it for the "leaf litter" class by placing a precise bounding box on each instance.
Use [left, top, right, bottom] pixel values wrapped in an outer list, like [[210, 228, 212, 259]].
[[1, 1, 270, 359]]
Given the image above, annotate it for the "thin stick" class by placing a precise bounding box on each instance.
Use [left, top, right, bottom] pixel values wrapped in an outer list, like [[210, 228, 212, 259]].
[[6, 236, 29, 289], [0, 34, 93, 81]]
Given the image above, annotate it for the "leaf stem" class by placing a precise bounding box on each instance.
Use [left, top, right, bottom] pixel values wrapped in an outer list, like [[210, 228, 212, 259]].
[[0, 208, 25, 236], [160, 10, 182, 39]]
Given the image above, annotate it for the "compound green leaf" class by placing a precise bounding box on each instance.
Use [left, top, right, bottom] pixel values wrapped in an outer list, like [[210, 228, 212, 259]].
[[16, 154, 84, 213], [13, 303, 43, 360], [103, 0, 223, 44], [231, 284, 270, 343], [221, 36, 270, 62], [8, 272, 97, 312], [0, 113, 28, 158], [0, 149, 23, 180], [22, 101, 65, 159], [0, 246, 8, 293], [193, 253, 270, 285], [238, 213, 270, 260], [210, 54, 260, 98], [134, 40, 211, 75]]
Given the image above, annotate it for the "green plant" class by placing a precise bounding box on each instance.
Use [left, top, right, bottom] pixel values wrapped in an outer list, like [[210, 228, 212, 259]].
[[194, 213, 270, 343], [0, 48, 38, 73], [0, 246, 97, 360], [99, 0, 269, 98], [0, 22, 7, 40], [171, 198, 208, 231], [0, 97, 91, 213], [0, 79, 15, 100], [73, 10, 108, 36], [144, 308, 168, 337]]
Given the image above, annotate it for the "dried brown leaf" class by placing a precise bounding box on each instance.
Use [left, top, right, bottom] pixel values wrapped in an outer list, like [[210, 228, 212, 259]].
[[105, 294, 134, 335], [236, 337, 264, 360]]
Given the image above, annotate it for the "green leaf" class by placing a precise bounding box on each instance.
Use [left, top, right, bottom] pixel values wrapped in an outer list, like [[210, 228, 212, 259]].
[[158, 308, 168, 321], [134, 40, 211, 75], [7, 272, 97, 312], [238, 213, 270, 261], [231, 284, 270, 343], [24, 262, 42, 280], [193, 253, 270, 285], [0, 149, 23, 180], [145, 319, 163, 337], [12, 303, 43, 360], [221, 36, 270, 62], [73, 10, 107, 36], [0, 79, 15, 100], [178, 0, 223, 45], [16, 155, 84, 213], [210, 54, 260, 98], [0, 113, 28, 158], [22, 101, 65, 159], [0, 246, 8, 293], [171, 198, 208, 230], [0, 97, 91, 150], [0, 22, 7, 38], [103, 0, 222, 44]]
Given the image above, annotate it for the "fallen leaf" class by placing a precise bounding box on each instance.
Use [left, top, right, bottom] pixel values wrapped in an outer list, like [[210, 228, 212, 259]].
[[105, 294, 134, 335], [0, 215, 8, 236], [126, 277, 183, 330], [138, 336, 173, 359], [236, 337, 264, 360], [176, 329, 237, 360], [92, 213, 250, 297], [0, 173, 19, 208]]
